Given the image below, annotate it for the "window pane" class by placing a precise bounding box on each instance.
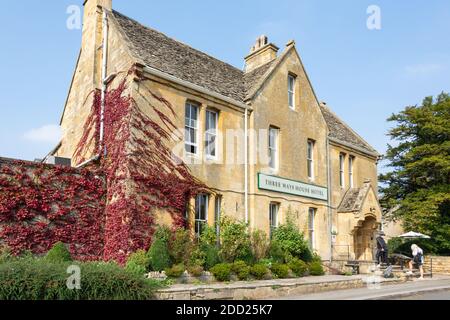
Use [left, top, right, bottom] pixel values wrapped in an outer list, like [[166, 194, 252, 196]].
[[191, 105, 198, 121], [308, 160, 312, 178], [269, 150, 275, 169], [308, 209, 315, 230], [269, 128, 278, 169]]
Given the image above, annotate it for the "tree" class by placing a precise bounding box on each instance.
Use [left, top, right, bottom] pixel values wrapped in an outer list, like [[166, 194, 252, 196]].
[[379, 92, 450, 254]]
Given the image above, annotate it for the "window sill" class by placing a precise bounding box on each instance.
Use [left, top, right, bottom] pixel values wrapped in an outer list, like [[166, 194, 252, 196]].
[[205, 156, 219, 163]]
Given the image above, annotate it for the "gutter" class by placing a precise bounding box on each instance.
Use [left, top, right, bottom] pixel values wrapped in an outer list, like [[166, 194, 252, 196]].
[[244, 105, 249, 225], [326, 137, 333, 262], [76, 9, 109, 169], [98, 9, 109, 155], [328, 136, 380, 159]]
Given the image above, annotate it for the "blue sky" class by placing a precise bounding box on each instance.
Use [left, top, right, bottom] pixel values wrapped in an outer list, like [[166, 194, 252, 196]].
[[0, 1, 449, 173]]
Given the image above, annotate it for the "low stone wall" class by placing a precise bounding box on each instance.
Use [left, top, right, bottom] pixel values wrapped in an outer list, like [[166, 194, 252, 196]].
[[425, 256, 450, 274], [154, 276, 366, 300]]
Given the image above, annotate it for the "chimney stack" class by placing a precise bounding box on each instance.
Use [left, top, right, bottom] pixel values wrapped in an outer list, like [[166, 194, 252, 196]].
[[244, 35, 279, 73]]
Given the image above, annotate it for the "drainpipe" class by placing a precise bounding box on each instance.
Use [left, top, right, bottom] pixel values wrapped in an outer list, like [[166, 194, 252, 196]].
[[244, 105, 249, 225], [76, 9, 109, 168], [326, 137, 333, 262], [98, 10, 108, 156]]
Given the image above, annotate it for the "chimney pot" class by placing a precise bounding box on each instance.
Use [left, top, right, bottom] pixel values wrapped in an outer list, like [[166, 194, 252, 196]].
[[245, 35, 279, 72]]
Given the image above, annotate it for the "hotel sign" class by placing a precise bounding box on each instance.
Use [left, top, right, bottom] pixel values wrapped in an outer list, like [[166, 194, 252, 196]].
[[258, 173, 328, 201]]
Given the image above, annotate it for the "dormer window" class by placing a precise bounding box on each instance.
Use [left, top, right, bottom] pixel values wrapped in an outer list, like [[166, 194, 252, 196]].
[[288, 74, 296, 109]]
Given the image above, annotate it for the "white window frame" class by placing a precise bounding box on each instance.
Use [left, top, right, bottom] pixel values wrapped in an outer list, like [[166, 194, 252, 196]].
[[349, 156, 354, 188], [339, 153, 346, 188], [269, 127, 279, 171], [269, 203, 279, 238], [288, 74, 296, 109], [205, 109, 218, 159], [195, 194, 209, 237], [185, 102, 199, 155], [307, 140, 315, 180], [308, 208, 316, 250]]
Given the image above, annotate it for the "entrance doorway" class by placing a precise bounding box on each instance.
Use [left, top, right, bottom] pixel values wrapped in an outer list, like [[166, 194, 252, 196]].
[[353, 217, 377, 261]]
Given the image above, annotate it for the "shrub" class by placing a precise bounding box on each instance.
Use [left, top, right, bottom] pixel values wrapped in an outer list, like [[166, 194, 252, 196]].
[[147, 229, 171, 271], [189, 244, 206, 268], [271, 220, 313, 262], [250, 264, 269, 280], [210, 263, 232, 282], [188, 265, 204, 277], [288, 258, 308, 277], [169, 229, 194, 265], [309, 261, 325, 276], [268, 241, 285, 264], [199, 224, 217, 247], [153, 225, 172, 243], [251, 230, 270, 261], [271, 263, 290, 279], [219, 217, 251, 263], [235, 243, 255, 265], [232, 261, 250, 281], [165, 264, 185, 278], [44, 242, 72, 263], [201, 244, 221, 270], [0, 258, 161, 300], [259, 258, 273, 268], [0, 245, 12, 264], [125, 250, 149, 276]]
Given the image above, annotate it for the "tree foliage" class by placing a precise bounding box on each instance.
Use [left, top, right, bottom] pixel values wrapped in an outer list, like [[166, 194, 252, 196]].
[[380, 93, 450, 254]]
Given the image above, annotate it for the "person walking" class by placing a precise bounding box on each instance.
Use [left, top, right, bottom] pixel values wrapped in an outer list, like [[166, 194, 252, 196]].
[[407, 244, 425, 280], [375, 231, 388, 267]]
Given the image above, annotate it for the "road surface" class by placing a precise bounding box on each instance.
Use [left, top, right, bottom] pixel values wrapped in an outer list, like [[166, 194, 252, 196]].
[[271, 277, 450, 300]]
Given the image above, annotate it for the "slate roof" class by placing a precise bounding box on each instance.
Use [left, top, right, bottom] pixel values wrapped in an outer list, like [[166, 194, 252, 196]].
[[243, 60, 276, 98], [319, 103, 378, 156], [111, 11, 246, 102], [338, 181, 372, 213], [110, 10, 378, 156]]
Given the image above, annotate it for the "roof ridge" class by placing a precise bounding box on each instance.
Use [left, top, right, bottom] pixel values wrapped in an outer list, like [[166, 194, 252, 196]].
[[111, 10, 244, 75]]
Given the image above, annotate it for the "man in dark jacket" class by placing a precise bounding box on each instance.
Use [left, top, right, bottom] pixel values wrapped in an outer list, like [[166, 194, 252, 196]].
[[376, 231, 388, 267]]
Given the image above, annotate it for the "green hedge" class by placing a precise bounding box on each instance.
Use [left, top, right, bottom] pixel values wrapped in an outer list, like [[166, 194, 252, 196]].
[[309, 261, 325, 276], [250, 264, 268, 280], [0, 257, 162, 300], [210, 263, 232, 282]]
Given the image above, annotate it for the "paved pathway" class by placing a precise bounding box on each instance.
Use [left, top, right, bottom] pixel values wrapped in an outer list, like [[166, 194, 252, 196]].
[[269, 276, 450, 300]]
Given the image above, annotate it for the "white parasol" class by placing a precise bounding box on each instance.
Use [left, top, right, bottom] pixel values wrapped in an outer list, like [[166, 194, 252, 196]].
[[398, 231, 431, 239]]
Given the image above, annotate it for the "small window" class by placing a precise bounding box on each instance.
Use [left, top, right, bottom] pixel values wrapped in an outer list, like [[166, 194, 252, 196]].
[[349, 156, 355, 188], [185, 102, 199, 155], [269, 127, 279, 170], [214, 195, 222, 241], [195, 194, 208, 237], [339, 153, 346, 188], [307, 140, 315, 180], [288, 74, 296, 109], [308, 208, 316, 250], [269, 203, 279, 238], [205, 110, 218, 158]]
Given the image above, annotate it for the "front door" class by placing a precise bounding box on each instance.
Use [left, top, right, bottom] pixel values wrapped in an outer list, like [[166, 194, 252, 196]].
[[354, 217, 377, 261]]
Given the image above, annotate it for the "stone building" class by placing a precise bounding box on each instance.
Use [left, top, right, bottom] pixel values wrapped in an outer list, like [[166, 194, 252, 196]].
[[53, 0, 382, 264]]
